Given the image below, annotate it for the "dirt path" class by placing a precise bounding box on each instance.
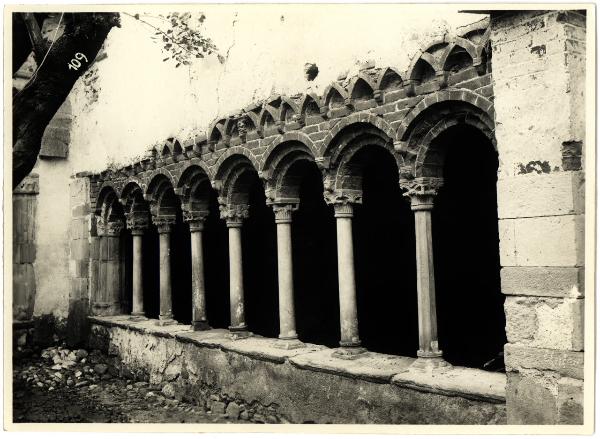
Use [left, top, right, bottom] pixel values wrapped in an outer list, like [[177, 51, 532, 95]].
[[13, 348, 251, 424]]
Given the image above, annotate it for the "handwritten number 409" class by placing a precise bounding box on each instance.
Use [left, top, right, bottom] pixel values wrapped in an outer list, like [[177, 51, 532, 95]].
[[68, 53, 88, 71]]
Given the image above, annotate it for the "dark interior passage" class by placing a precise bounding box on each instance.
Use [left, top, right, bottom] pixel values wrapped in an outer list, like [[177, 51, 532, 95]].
[[142, 226, 160, 319], [353, 147, 419, 356], [432, 125, 505, 370], [171, 210, 192, 324], [204, 190, 230, 329], [120, 230, 133, 314], [291, 162, 340, 347], [242, 174, 279, 338]]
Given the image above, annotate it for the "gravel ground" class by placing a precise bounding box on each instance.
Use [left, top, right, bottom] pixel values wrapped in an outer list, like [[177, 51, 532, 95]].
[[12, 346, 252, 424]]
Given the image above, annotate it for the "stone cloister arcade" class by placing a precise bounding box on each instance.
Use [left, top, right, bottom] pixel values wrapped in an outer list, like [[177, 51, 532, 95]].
[[90, 20, 505, 370]]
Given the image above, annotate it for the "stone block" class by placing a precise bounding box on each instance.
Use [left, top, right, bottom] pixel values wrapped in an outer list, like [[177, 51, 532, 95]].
[[211, 401, 226, 414], [499, 215, 584, 267], [504, 344, 584, 380], [501, 266, 584, 298], [70, 239, 89, 261], [505, 297, 584, 351], [506, 372, 558, 424], [557, 377, 583, 424], [497, 172, 584, 219]]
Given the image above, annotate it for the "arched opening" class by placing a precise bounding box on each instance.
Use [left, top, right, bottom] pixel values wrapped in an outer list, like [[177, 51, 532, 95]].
[[142, 224, 160, 319], [171, 204, 192, 325], [291, 161, 339, 347], [349, 147, 418, 356], [204, 189, 230, 329], [119, 229, 133, 314], [443, 45, 473, 73], [240, 172, 279, 338], [430, 124, 505, 370], [411, 58, 436, 84]]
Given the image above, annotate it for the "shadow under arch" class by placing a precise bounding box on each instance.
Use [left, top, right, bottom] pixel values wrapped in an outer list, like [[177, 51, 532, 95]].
[[429, 124, 505, 370]]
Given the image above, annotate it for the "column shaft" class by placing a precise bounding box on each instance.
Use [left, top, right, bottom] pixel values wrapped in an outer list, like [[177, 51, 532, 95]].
[[276, 221, 297, 339], [228, 225, 247, 331], [158, 231, 174, 323], [131, 234, 144, 316], [335, 213, 361, 348], [413, 207, 441, 357], [190, 228, 209, 329]]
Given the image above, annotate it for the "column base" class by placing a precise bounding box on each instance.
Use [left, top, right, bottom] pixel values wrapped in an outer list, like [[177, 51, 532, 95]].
[[191, 320, 211, 331], [411, 353, 451, 372], [332, 346, 367, 360], [229, 325, 252, 340], [273, 337, 304, 350], [129, 313, 147, 321], [156, 315, 176, 326]]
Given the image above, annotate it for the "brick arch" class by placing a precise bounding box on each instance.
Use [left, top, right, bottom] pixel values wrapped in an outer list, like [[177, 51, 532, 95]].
[[96, 183, 120, 216], [175, 162, 212, 188], [175, 163, 213, 212], [213, 146, 260, 182], [323, 113, 397, 156], [376, 67, 404, 90], [142, 168, 177, 194], [120, 178, 144, 201], [279, 97, 301, 123], [323, 82, 349, 108], [260, 140, 317, 203], [145, 173, 179, 217], [396, 89, 494, 142], [348, 73, 376, 100], [260, 132, 318, 172], [399, 99, 495, 178]]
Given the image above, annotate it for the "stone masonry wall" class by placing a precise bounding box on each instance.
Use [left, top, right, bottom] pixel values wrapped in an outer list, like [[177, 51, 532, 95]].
[[66, 177, 93, 346], [490, 10, 585, 424]]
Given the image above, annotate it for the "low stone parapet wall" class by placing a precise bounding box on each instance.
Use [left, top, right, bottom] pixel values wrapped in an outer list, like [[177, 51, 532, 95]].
[[89, 316, 506, 424]]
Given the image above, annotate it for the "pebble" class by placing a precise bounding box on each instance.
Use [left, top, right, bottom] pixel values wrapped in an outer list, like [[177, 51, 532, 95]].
[[75, 380, 89, 388], [89, 384, 98, 390], [126, 384, 133, 390], [94, 364, 108, 375], [75, 371, 82, 378]]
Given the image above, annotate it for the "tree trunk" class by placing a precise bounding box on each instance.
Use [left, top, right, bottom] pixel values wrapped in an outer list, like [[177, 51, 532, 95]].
[[12, 13, 120, 189]]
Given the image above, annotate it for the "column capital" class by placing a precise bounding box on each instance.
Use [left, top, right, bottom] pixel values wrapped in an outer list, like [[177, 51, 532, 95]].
[[399, 177, 444, 211], [103, 219, 124, 237], [152, 216, 176, 234], [219, 204, 249, 228], [271, 203, 299, 224], [183, 210, 209, 232], [323, 190, 362, 218], [126, 213, 149, 235]]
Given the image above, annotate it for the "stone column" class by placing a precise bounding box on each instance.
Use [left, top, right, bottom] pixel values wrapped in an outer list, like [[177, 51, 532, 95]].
[[154, 217, 176, 326], [401, 177, 449, 370], [185, 212, 210, 331], [325, 191, 365, 359], [272, 203, 303, 349], [126, 215, 148, 320], [104, 219, 124, 316], [220, 204, 251, 339]]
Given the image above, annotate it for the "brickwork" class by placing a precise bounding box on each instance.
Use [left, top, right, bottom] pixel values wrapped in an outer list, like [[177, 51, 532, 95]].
[[490, 10, 585, 424]]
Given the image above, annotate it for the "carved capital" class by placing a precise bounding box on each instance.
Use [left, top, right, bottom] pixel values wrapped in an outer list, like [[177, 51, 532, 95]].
[[183, 209, 209, 232], [324, 190, 362, 218], [272, 203, 299, 224], [126, 213, 149, 235], [104, 219, 124, 237], [399, 177, 444, 211], [152, 216, 176, 234], [219, 204, 249, 227]]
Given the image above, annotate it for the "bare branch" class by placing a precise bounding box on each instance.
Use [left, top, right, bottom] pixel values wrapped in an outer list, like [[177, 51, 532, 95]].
[[21, 12, 46, 60]]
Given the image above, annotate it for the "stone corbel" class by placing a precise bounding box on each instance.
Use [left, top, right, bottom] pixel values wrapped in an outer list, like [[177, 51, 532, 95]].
[[126, 212, 149, 235], [104, 218, 125, 237]]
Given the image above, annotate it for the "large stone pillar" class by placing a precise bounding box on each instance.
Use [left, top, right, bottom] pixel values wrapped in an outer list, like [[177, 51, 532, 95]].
[[153, 217, 176, 326], [104, 219, 124, 316], [126, 215, 148, 320], [272, 203, 303, 349], [325, 191, 365, 358], [490, 10, 586, 424], [401, 177, 449, 370], [221, 204, 251, 339], [185, 212, 210, 330]]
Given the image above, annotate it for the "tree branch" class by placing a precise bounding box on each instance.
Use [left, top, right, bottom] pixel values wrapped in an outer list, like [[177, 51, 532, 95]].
[[21, 12, 46, 60]]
